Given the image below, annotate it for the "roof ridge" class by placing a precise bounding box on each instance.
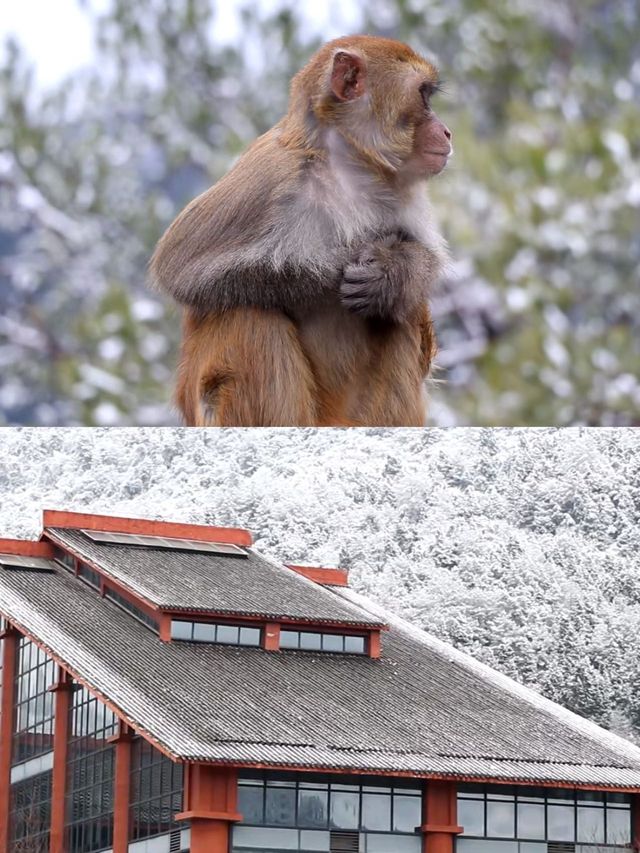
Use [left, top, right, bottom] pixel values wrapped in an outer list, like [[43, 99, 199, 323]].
[[333, 586, 640, 769]]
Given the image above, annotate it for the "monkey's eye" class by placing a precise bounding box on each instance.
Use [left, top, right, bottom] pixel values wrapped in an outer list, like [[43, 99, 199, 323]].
[[420, 81, 441, 110]]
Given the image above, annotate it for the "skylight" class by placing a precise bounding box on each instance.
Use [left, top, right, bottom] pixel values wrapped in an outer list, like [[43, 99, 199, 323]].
[[80, 529, 247, 557], [0, 554, 57, 573]]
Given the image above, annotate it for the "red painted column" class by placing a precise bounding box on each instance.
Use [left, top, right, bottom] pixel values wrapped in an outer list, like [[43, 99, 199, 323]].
[[176, 764, 241, 853], [0, 626, 19, 853], [421, 781, 463, 853], [263, 622, 280, 651], [632, 794, 640, 851], [49, 670, 73, 853], [108, 723, 134, 853]]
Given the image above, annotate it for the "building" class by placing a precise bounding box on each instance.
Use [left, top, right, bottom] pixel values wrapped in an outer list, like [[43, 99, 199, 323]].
[[0, 510, 639, 853]]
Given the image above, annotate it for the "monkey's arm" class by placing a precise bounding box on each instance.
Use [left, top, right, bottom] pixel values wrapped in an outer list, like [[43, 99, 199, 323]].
[[340, 235, 444, 324], [149, 132, 338, 314]]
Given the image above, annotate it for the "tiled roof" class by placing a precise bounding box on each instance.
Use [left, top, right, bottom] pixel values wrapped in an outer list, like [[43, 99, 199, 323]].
[[2, 559, 640, 788], [45, 528, 382, 626]]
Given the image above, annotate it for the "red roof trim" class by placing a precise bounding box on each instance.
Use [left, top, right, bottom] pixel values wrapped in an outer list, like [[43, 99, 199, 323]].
[[0, 539, 54, 558], [42, 510, 252, 546], [287, 565, 349, 587]]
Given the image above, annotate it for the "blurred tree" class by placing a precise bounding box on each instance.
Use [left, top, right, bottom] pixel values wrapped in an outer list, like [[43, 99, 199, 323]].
[[0, 0, 638, 424]]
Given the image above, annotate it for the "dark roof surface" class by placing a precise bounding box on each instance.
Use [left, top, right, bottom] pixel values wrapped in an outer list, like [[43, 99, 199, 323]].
[[2, 559, 640, 788], [45, 528, 382, 626]]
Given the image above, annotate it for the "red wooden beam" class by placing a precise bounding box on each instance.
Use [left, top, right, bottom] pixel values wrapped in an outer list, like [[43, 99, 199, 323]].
[[42, 510, 252, 546], [0, 626, 19, 853], [421, 781, 463, 853], [49, 670, 73, 853], [286, 564, 349, 587], [176, 765, 241, 853], [0, 539, 54, 558], [110, 723, 134, 853]]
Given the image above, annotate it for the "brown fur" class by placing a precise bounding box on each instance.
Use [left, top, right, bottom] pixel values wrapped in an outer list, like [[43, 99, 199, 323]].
[[177, 304, 436, 427], [151, 35, 451, 427]]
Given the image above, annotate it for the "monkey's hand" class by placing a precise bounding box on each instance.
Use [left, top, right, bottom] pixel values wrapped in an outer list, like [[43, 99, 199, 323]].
[[340, 236, 441, 324]]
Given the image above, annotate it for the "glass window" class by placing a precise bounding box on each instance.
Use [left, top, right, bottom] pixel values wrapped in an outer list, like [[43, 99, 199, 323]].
[[362, 793, 391, 831], [487, 800, 515, 838], [193, 622, 216, 642], [459, 786, 630, 847], [577, 806, 604, 844], [321, 634, 344, 652], [236, 774, 422, 846], [300, 633, 322, 651], [607, 807, 631, 844], [330, 791, 359, 829], [217, 624, 240, 644], [298, 788, 328, 827], [547, 804, 575, 841], [345, 636, 366, 654], [64, 685, 118, 853], [8, 770, 52, 853], [393, 794, 421, 833], [171, 621, 192, 641], [280, 631, 299, 649], [12, 636, 56, 765], [240, 627, 261, 647], [265, 786, 296, 826], [129, 736, 183, 842], [517, 803, 545, 839], [239, 785, 264, 824], [459, 798, 485, 836]]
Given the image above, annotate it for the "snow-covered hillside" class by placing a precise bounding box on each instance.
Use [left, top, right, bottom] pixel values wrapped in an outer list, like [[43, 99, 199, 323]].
[[0, 427, 638, 739]]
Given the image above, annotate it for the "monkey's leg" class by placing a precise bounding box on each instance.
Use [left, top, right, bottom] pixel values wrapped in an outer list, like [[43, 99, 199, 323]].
[[176, 308, 319, 427], [349, 309, 436, 427]]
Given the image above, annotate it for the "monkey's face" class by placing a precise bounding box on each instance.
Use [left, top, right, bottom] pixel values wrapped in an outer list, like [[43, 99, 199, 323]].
[[395, 80, 452, 180], [402, 109, 453, 179]]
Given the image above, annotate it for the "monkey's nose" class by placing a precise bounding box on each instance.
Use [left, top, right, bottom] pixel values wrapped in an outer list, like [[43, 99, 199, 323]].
[[443, 126, 452, 141]]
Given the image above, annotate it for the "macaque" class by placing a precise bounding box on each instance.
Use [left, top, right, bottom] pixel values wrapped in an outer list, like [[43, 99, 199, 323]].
[[150, 35, 452, 426]]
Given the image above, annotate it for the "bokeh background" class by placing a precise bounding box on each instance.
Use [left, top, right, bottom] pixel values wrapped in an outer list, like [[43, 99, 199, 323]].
[[1, 0, 639, 426]]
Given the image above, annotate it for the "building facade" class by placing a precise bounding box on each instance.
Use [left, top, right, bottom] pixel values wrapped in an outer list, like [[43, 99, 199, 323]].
[[0, 510, 639, 853]]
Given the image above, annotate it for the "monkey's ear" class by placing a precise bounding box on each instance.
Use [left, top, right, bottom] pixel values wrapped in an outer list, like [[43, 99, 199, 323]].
[[330, 51, 367, 101]]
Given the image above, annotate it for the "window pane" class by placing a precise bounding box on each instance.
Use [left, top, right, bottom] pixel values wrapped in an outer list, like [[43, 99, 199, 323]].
[[238, 785, 263, 824], [298, 789, 328, 828], [459, 798, 485, 836], [265, 786, 296, 826], [362, 793, 391, 831], [517, 803, 545, 840], [330, 791, 359, 829], [217, 625, 240, 644], [547, 804, 575, 841], [193, 622, 216, 642], [171, 621, 192, 640], [300, 633, 322, 651], [280, 631, 299, 649], [607, 807, 631, 844], [321, 634, 343, 652], [239, 627, 261, 647], [577, 806, 604, 844], [393, 794, 421, 832], [487, 801, 515, 838], [457, 841, 518, 852], [344, 636, 365, 654]]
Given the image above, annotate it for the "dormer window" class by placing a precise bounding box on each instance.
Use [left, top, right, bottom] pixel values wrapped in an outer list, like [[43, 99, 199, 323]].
[[280, 630, 366, 654], [170, 620, 261, 647]]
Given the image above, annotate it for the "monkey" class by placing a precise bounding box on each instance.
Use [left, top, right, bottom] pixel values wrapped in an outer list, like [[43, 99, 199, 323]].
[[150, 35, 452, 426]]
